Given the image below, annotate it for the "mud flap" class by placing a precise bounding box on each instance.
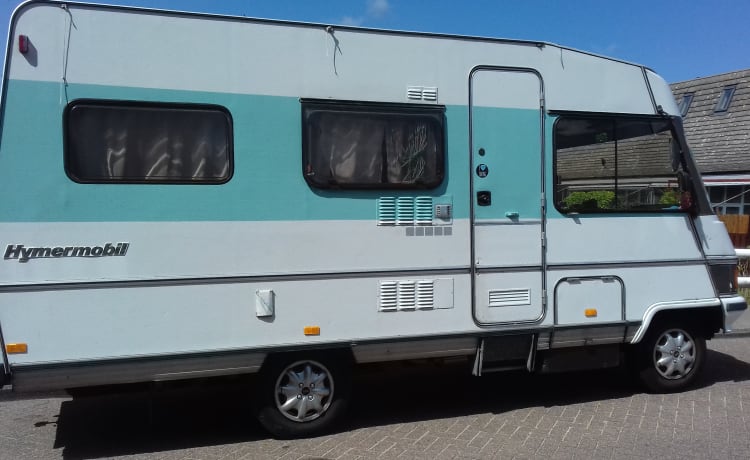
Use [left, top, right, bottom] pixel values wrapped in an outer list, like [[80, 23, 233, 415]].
[[0, 320, 10, 387]]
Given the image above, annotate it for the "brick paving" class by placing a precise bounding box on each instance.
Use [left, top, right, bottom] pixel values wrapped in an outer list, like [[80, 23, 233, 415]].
[[1, 334, 750, 460]]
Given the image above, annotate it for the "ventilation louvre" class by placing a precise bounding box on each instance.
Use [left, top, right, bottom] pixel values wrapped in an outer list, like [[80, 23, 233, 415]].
[[488, 288, 531, 307], [421, 87, 438, 101], [396, 197, 415, 225], [379, 279, 437, 311], [377, 197, 397, 225], [406, 86, 438, 102], [415, 197, 433, 224], [378, 197, 434, 226], [379, 281, 399, 311]]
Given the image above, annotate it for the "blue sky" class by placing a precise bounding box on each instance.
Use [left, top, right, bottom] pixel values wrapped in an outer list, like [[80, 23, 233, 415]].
[[1, 0, 747, 83]]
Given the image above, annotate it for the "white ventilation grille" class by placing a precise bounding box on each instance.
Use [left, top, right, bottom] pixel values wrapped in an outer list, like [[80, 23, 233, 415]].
[[421, 87, 438, 101], [488, 288, 531, 307], [378, 197, 433, 226], [377, 197, 396, 224], [379, 279, 436, 311], [379, 281, 398, 311], [407, 87, 423, 100], [396, 197, 414, 225], [416, 280, 435, 309], [415, 197, 433, 224], [406, 86, 438, 102]]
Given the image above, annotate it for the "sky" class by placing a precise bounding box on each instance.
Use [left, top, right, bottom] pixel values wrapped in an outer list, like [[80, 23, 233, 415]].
[[0, 0, 748, 83]]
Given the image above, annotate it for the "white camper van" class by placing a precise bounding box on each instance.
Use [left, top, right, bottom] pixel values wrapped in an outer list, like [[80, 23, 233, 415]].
[[0, 0, 746, 438]]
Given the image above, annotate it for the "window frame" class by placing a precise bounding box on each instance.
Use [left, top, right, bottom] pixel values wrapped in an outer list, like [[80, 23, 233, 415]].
[[63, 99, 234, 185], [301, 99, 446, 190], [678, 93, 694, 117], [714, 86, 736, 113], [552, 113, 685, 215]]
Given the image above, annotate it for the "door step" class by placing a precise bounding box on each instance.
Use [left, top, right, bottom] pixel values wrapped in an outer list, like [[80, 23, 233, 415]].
[[472, 334, 536, 376]]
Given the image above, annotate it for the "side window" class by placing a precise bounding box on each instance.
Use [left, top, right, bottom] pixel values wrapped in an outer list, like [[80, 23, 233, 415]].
[[554, 116, 681, 213], [65, 101, 233, 183], [302, 101, 445, 189]]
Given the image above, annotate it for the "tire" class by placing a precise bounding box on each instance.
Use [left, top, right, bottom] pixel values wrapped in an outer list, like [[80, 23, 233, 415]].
[[256, 353, 351, 439], [636, 322, 706, 393]]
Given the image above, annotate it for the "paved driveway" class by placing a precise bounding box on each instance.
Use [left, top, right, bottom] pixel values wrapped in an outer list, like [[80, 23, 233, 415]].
[[1, 334, 749, 459]]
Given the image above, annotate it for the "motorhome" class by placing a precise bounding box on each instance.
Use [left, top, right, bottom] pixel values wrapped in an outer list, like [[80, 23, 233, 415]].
[[0, 0, 746, 438]]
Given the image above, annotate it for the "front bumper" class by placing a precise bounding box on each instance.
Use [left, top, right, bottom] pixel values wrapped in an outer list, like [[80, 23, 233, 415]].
[[722, 295, 748, 333]]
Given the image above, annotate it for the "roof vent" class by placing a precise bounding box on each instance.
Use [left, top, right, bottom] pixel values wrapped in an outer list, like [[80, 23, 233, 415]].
[[406, 86, 438, 102]]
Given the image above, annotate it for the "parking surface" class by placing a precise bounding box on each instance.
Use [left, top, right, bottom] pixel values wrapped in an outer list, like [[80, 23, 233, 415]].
[[1, 334, 750, 460]]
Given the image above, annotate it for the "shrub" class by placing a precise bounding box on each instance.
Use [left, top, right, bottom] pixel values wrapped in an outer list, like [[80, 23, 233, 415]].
[[563, 190, 615, 210]]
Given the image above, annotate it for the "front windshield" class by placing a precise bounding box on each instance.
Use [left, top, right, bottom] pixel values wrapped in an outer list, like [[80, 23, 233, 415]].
[[554, 116, 688, 213]]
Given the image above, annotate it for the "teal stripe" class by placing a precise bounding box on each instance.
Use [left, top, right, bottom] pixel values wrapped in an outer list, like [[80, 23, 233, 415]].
[[471, 106, 542, 220], [0, 80, 549, 223]]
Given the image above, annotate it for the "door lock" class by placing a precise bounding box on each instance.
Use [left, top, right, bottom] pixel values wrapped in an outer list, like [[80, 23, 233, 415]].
[[477, 191, 491, 206]]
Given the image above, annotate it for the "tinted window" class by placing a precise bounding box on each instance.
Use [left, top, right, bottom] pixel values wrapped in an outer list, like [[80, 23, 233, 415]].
[[302, 101, 445, 189], [555, 116, 682, 213], [65, 101, 232, 183]]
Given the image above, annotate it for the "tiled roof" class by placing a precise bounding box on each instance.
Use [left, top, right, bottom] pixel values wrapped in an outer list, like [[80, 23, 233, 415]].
[[671, 69, 750, 175]]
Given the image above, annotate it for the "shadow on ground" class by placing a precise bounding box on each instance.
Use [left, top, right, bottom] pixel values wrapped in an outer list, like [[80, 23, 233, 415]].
[[46, 345, 750, 459]]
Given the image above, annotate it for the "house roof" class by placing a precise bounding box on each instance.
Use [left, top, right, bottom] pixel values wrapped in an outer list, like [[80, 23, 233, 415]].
[[671, 69, 750, 175]]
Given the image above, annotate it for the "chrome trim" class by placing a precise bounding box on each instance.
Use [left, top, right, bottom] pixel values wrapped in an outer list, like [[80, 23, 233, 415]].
[[473, 219, 542, 226], [468, 66, 547, 328], [0, 267, 472, 293], [547, 259, 705, 271], [353, 337, 477, 364], [550, 324, 628, 348], [475, 265, 542, 274], [631, 298, 722, 344], [640, 66, 659, 115], [11, 351, 266, 392]]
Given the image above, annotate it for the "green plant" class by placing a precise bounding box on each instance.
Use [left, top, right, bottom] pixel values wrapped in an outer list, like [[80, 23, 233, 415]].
[[563, 190, 615, 210], [659, 188, 680, 206]]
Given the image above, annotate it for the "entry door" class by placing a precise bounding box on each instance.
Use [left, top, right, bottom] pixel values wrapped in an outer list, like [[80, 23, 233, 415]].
[[470, 68, 545, 325]]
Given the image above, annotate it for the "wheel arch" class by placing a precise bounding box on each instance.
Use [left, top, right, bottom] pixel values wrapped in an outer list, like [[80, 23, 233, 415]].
[[631, 299, 723, 344], [258, 345, 355, 374]]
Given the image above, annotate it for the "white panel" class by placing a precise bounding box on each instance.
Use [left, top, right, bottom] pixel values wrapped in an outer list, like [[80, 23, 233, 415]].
[[694, 215, 736, 257], [471, 70, 540, 109], [544, 50, 654, 114], [0, 219, 471, 285], [555, 277, 623, 324], [433, 278, 454, 309], [474, 223, 541, 267], [474, 271, 543, 324], [546, 215, 702, 264], [0, 274, 473, 364], [547, 264, 716, 325], [377, 278, 453, 311], [646, 70, 680, 116], [10, 4, 657, 113]]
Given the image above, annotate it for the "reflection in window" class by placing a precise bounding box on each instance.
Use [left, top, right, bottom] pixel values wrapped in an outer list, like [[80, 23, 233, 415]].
[[65, 101, 233, 183], [678, 93, 694, 117], [708, 185, 750, 215], [302, 101, 445, 189], [715, 86, 736, 113], [554, 117, 682, 213]]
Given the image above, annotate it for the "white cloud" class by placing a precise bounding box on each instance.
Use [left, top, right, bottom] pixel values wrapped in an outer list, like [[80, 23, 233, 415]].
[[340, 0, 390, 27], [367, 0, 390, 18], [340, 15, 364, 26]]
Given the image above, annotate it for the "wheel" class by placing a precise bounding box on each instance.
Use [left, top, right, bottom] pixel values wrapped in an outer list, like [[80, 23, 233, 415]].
[[637, 322, 705, 393], [256, 353, 351, 439]]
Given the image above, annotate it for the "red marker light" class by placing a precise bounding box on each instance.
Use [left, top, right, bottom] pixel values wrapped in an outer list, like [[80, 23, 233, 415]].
[[18, 35, 29, 54]]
